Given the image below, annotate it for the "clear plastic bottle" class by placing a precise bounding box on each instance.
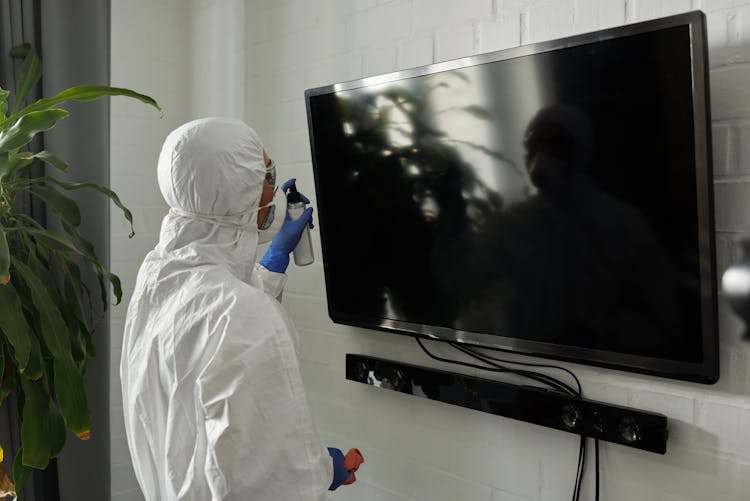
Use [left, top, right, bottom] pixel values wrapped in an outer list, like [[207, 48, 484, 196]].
[[286, 184, 314, 266]]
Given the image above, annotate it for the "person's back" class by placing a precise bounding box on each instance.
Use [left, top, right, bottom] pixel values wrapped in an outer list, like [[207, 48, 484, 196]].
[[120, 118, 359, 500]]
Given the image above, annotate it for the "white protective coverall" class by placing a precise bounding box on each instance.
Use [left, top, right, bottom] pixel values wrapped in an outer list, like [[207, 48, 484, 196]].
[[120, 117, 333, 500]]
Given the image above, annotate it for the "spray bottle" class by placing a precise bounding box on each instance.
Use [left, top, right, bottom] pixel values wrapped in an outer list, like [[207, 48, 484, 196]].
[[287, 183, 314, 266]]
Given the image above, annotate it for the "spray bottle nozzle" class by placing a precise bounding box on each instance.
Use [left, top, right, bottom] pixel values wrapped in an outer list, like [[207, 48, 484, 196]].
[[286, 182, 303, 204]]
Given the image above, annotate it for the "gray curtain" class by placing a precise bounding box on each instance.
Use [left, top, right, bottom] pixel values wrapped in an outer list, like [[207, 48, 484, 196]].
[[40, 0, 111, 499]]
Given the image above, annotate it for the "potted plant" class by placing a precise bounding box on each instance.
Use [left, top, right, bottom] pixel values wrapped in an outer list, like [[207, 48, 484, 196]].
[[0, 44, 160, 496]]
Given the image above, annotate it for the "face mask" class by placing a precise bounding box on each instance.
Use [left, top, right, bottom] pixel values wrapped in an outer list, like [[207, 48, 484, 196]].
[[257, 186, 287, 243]]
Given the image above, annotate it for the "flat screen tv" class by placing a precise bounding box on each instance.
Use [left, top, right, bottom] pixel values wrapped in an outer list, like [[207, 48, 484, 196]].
[[305, 11, 718, 384]]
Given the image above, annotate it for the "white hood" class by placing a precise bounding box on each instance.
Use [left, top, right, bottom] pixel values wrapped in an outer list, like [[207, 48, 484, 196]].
[[120, 118, 332, 500]]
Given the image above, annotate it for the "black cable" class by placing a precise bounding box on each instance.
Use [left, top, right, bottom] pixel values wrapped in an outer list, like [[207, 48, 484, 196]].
[[415, 337, 599, 501], [574, 436, 586, 501], [595, 439, 600, 501], [416, 338, 574, 396], [450, 342, 581, 397], [445, 341, 589, 499], [449, 342, 582, 396], [452, 342, 589, 499]]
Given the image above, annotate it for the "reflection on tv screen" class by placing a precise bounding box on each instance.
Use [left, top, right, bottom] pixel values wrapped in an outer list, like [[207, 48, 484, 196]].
[[308, 25, 705, 365]]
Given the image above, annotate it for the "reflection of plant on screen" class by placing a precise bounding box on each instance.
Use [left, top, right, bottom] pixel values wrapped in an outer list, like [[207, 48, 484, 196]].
[[335, 71, 516, 231], [328, 72, 519, 323]]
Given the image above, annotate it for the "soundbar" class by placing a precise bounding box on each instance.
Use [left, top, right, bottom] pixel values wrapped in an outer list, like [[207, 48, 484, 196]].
[[346, 354, 668, 454]]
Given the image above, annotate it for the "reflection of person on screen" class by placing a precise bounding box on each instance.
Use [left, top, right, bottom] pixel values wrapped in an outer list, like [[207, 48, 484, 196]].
[[439, 104, 683, 358]]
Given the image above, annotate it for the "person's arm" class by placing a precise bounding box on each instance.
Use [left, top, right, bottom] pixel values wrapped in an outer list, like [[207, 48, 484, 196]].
[[252, 262, 287, 300], [259, 179, 314, 276], [256, 180, 314, 300]]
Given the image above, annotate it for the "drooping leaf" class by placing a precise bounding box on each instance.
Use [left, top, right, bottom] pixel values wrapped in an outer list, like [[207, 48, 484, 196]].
[[11, 47, 42, 114], [8, 43, 30, 59], [79, 321, 95, 359], [10, 85, 161, 122], [0, 109, 69, 154], [25, 176, 134, 237], [11, 260, 68, 357], [0, 228, 8, 285], [13, 260, 91, 436], [53, 354, 91, 438], [66, 223, 123, 307], [66, 322, 84, 364], [0, 87, 9, 120], [59, 256, 94, 328], [22, 334, 43, 382], [12, 448, 30, 495], [25, 241, 62, 306], [0, 283, 33, 371], [8, 151, 68, 178], [0, 347, 11, 408], [23, 228, 113, 311], [62, 223, 119, 310], [5, 151, 35, 178], [33, 151, 68, 173], [23, 229, 78, 256], [31, 185, 81, 227], [3, 268, 43, 382], [19, 377, 66, 469], [0, 153, 8, 179]]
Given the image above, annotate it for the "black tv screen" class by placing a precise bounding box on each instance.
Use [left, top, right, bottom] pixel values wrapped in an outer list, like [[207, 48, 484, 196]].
[[305, 11, 718, 384]]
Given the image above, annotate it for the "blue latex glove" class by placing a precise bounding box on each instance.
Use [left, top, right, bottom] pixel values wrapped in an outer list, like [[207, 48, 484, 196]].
[[259, 179, 314, 273], [327, 447, 353, 491]]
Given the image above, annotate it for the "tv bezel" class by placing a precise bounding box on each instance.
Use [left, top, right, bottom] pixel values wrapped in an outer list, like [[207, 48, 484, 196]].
[[304, 10, 719, 384]]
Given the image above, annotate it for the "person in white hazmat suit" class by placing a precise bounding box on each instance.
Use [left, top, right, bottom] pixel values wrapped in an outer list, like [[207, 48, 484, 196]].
[[120, 117, 362, 500]]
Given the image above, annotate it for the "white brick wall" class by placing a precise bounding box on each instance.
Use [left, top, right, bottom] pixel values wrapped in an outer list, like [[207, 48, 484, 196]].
[[109, 0, 750, 499], [110, 0, 190, 499]]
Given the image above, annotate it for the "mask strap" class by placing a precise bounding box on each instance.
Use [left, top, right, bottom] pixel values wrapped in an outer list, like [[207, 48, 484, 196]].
[[169, 206, 260, 230]]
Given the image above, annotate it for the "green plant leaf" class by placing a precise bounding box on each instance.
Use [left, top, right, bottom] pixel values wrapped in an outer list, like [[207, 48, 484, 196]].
[[0, 283, 32, 371], [5, 152, 35, 178], [12, 260, 91, 437], [0, 87, 9, 119], [23, 229, 77, 255], [59, 256, 94, 328], [12, 447, 31, 493], [0, 153, 8, 179], [61, 260, 86, 327], [12, 260, 67, 357], [0, 347, 9, 409], [23, 225, 118, 316], [33, 151, 68, 173], [25, 241, 62, 307], [11, 47, 42, 114], [20, 377, 66, 469], [53, 354, 91, 438], [63, 223, 122, 308], [79, 321, 95, 359], [8, 43, 30, 59], [25, 176, 134, 237], [11, 85, 161, 122], [0, 228, 8, 284], [8, 151, 68, 178], [22, 335, 43, 382], [0, 109, 69, 154], [30, 185, 81, 227]]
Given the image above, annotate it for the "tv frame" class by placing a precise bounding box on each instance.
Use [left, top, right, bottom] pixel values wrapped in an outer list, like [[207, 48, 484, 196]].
[[304, 10, 719, 384]]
